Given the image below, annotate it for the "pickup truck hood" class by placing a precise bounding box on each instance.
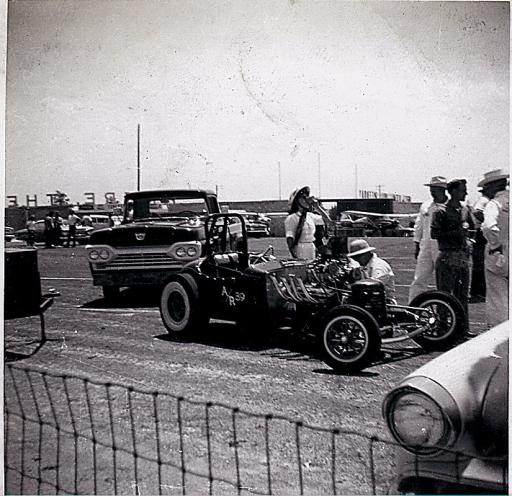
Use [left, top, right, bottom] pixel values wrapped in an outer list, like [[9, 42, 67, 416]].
[[89, 221, 205, 247]]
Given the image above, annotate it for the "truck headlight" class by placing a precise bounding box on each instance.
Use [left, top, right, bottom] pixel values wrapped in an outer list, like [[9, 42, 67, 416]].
[[89, 249, 100, 261], [86, 245, 115, 263], [187, 246, 198, 257], [383, 383, 461, 456], [168, 242, 201, 260], [98, 249, 110, 260]]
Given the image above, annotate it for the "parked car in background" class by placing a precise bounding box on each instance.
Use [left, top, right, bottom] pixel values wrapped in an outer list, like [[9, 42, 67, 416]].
[[228, 210, 270, 237], [86, 189, 220, 299], [15, 219, 93, 245], [61, 220, 94, 243], [5, 226, 15, 243], [382, 321, 508, 495]]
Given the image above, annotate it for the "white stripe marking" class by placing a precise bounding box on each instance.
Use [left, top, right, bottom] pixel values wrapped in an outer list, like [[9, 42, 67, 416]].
[[42, 277, 92, 281], [78, 307, 159, 314]]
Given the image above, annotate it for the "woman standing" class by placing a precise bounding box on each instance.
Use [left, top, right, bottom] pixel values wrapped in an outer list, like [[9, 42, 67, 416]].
[[284, 186, 329, 260]]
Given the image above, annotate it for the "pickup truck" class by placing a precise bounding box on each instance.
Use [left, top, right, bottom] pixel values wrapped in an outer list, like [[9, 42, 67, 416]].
[[85, 189, 220, 299]]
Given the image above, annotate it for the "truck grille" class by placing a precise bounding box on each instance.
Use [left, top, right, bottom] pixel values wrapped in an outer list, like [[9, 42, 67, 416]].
[[97, 252, 182, 270]]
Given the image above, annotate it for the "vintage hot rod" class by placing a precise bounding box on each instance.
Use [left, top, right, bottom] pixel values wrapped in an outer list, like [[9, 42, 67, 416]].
[[159, 214, 467, 372]]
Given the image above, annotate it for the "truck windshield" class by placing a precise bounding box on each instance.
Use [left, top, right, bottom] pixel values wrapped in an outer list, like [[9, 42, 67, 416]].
[[125, 196, 209, 222]]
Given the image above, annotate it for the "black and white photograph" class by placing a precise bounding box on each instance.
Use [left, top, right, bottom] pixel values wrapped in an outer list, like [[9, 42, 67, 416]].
[[3, 1, 509, 494]]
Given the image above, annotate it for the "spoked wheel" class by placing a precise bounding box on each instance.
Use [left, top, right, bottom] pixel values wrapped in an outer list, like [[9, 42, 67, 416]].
[[319, 305, 381, 373], [410, 290, 467, 351], [159, 274, 208, 339]]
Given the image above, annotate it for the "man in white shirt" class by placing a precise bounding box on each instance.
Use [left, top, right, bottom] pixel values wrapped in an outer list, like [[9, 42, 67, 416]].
[[408, 176, 448, 302], [66, 209, 81, 248], [348, 239, 396, 303], [479, 169, 509, 327]]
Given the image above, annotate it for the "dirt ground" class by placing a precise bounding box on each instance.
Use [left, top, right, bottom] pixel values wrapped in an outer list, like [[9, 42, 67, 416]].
[[4, 237, 488, 495]]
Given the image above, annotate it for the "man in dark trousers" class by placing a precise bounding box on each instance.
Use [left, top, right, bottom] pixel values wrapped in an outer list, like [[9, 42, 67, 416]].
[[431, 178, 474, 329], [44, 211, 54, 248], [469, 194, 489, 303]]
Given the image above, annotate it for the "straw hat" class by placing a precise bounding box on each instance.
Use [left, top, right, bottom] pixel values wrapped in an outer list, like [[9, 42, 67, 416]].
[[477, 169, 509, 188], [287, 186, 310, 210], [423, 176, 448, 188], [347, 239, 376, 258]]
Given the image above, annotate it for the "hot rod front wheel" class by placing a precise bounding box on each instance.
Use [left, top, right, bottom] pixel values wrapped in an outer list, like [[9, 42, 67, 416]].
[[159, 274, 208, 338], [319, 305, 381, 373], [409, 290, 467, 351]]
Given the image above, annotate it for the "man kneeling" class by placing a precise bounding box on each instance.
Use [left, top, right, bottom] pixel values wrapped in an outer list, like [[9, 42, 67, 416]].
[[347, 239, 396, 304]]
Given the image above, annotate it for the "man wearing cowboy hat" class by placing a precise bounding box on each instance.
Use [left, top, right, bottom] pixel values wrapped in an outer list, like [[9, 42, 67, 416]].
[[408, 176, 448, 302], [431, 178, 474, 325], [479, 169, 509, 327], [284, 186, 330, 260], [347, 239, 396, 302]]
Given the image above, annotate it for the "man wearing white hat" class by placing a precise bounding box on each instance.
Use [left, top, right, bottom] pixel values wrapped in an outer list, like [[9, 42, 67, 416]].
[[408, 176, 448, 302], [348, 239, 396, 302], [479, 169, 509, 327]]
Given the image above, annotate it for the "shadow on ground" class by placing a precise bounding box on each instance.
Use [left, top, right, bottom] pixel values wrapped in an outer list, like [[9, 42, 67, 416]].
[[81, 287, 160, 309], [154, 321, 319, 359], [4, 338, 60, 363], [154, 321, 430, 375]]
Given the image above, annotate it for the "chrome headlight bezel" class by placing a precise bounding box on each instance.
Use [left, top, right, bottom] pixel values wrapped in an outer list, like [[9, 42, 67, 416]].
[[383, 381, 461, 456], [86, 245, 115, 263], [167, 241, 201, 261]]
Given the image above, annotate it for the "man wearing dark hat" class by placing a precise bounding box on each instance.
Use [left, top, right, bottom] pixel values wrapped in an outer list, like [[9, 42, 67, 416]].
[[284, 186, 330, 260], [479, 169, 509, 327], [431, 178, 474, 324], [348, 239, 396, 302], [408, 176, 448, 302]]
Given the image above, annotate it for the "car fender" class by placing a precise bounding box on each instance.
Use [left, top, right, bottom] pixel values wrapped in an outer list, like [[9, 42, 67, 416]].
[[389, 322, 508, 441]]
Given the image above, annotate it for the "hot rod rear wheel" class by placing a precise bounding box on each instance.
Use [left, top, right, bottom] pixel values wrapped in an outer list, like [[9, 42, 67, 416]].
[[409, 290, 467, 351], [159, 274, 208, 338], [319, 305, 381, 373]]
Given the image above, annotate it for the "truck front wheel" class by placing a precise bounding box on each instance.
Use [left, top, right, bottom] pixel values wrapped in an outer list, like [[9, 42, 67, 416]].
[[102, 286, 120, 301], [159, 275, 208, 338]]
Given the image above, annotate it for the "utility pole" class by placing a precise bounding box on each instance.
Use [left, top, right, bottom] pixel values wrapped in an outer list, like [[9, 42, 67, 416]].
[[278, 161, 282, 200], [354, 164, 358, 197], [137, 124, 141, 191], [317, 152, 321, 196]]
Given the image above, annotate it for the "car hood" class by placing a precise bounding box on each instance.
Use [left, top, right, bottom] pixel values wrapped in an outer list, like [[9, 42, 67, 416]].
[[89, 221, 205, 247], [398, 322, 508, 454]]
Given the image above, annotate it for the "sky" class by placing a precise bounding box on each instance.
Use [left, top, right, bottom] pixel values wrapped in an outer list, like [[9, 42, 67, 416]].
[[5, 0, 510, 206]]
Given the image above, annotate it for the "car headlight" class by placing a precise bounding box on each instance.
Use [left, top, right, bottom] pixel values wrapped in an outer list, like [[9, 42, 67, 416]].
[[176, 247, 187, 257], [388, 391, 446, 452], [383, 383, 461, 456]]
